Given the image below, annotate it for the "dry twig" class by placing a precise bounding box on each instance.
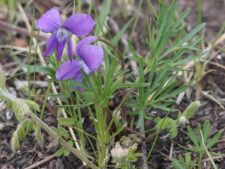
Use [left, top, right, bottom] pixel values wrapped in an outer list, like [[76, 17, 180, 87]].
[[24, 153, 57, 169]]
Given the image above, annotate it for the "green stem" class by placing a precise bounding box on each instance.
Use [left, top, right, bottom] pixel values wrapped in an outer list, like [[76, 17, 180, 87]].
[[200, 130, 218, 169], [40, 82, 51, 120], [33, 30, 40, 103], [141, 109, 172, 169], [78, 0, 81, 13], [198, 153, 203, 169], [95, 105, 107, 168], [195, 0, 202, 101], [28, 11, 35, 100], [198, 0, 202, 50]]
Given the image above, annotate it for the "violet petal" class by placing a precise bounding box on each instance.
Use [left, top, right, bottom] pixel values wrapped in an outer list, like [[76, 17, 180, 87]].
[[36, 8, 61, 33], [56, 38, 67, 61], [67, 37, 73, 62], [75, 36, 97, 56], [44, 33, 57, 57], [76, 44, 104, 71], [56, 59, 81, 80], [63, 14, 94, 37]]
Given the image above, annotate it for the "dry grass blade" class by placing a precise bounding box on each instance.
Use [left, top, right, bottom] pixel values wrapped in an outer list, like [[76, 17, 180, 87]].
[[202, 91, 225, 110]]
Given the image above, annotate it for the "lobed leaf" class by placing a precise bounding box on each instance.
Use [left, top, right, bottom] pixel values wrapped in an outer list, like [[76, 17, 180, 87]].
[[182, 101, 201, 119], [207, 132, 221, 149], [187, 126, 199, 147]]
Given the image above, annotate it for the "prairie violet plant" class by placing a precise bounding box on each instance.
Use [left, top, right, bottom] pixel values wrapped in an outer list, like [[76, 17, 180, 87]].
[[35, 8, 94, 61], [56, 36, 104, 92]]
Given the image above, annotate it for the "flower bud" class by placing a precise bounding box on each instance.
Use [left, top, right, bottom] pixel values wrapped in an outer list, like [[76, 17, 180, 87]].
[[111, 142, 128, 160], [179, 115, 188, 125], [131, 143, 138, 151]]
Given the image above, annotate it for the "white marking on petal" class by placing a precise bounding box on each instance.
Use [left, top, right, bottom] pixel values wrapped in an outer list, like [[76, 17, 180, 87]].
[[56, 28, 69, 42], [78, 60, 91, 74]]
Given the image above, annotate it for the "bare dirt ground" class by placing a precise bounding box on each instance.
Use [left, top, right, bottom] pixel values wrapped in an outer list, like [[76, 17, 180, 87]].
[[0, 0, 225, 168]]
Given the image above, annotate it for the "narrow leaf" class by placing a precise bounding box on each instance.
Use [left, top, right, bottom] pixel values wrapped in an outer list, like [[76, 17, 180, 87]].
[[207, 132, 221, 149], [187, 126, 199, 147], [58, 118, 75, 127]]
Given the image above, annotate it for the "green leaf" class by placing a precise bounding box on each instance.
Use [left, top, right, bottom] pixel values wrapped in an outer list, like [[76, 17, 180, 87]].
[[110, 77, 123, 94], [88, 74, 99, 95], [147, 67, 168, 95], [68, 140, 74, 146], [173, 8, 190, 28], [152, 79, 177, 101], [24, 99, 40, 112], [136, 109, 144, 128], [187, 126, 199, 147], [58, 118, 75, 127], [55, 136, 60, 145], [10, 132, 20, 152], [112, 16, 135, 45], [198, 124, 203, 148], [128, 40, 140, 58], [182, 101, 201, 119], [59, 127, 69, 138], [83, 91, 96, 101], [207, 132, 221, 149], [156, 85, 187, 101], [170, 51, 208, 66], [175, 23, 206, 47], [50, 126, 58, 133], [146, 59, 157, 91], [0, 66, 6, 90], [94, 0, 111, 34], [172, 158, 186, 169], [12, 54, 50, 74], [203, 120, 211, 144], [185, 152, 191, 168], [119, 83, 150, 88], [167, 0, 177, 25], [178, 144, 198, 153], [155, 118, 171, 130], [18, 126, 25, 140], [169, 120, 178, 139], [69, 79, 84, 88], [152, 102, 176, 112], [56, 148, 64, 157], [64, 148, 70, 156], [12, 99, 30, 121], [178, 155, 185, 164], [128, 156, 137, 162]]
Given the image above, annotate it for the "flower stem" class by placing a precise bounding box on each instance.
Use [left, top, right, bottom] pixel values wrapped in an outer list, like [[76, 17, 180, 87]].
[[198, 153, 203, 169], [98, 38, 127, 121], [95, 105, 107, 168], [27, 11, 35, 100]]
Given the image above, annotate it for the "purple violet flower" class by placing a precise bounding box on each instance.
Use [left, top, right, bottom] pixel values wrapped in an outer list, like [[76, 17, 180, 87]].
[[55, 36, 104, 93], [35, 8, 94, 61]]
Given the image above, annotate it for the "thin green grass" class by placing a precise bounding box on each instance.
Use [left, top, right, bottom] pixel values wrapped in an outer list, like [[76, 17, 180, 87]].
[[27, 11, 35, 100]]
